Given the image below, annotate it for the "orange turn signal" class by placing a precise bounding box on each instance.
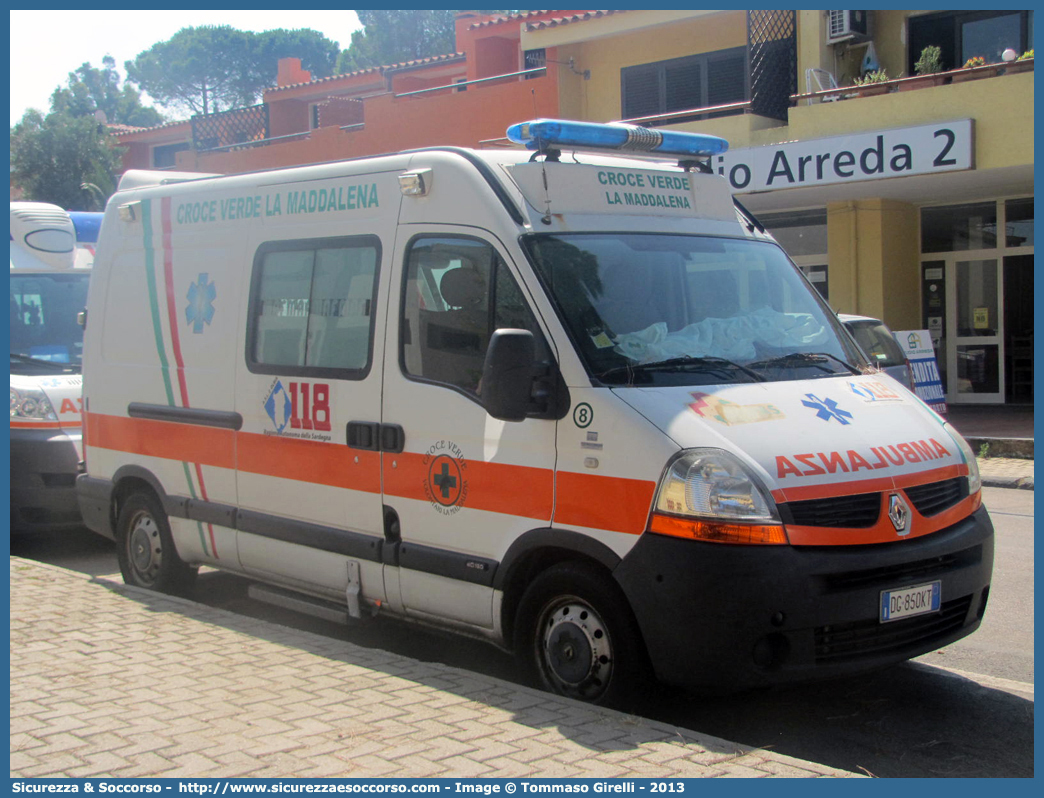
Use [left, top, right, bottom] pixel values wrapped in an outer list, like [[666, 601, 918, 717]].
[[649, 513, 789, 545]]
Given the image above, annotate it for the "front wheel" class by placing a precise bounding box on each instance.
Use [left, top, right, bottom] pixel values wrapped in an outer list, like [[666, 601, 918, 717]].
[[116, 492, 197, 595], [516, 562, 651, 707]]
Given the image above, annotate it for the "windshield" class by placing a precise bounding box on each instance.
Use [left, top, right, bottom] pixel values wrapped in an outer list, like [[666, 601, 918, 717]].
[[523, 234, 867, 386], [845, 320, 906, 368], [10, 272, 90, 371]]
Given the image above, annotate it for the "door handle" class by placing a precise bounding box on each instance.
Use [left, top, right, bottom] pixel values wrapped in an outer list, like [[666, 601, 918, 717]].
[[380, 424, 405, 454], [346, 421, 405, 453], [346, 421, 380, 450]]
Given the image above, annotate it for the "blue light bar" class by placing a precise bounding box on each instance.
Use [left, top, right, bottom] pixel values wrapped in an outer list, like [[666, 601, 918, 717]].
[[69, 211, 103, 244], [506, 118, 729, 157]]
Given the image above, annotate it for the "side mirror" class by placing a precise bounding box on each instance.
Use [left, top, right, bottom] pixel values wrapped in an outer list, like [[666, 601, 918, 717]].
[[481, 329, 536, 422]]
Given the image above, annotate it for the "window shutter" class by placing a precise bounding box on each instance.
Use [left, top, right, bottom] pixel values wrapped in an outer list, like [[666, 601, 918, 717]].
[[664, 60, 702, 113], [707, 53, 747, 107], [621, 64, 661, 119]]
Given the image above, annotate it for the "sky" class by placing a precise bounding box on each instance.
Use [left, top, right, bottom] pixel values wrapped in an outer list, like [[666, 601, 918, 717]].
[[9, 10, 364, 127]]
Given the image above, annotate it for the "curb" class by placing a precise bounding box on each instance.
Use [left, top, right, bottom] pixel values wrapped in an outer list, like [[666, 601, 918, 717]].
[[981, 475, 1034, 491]]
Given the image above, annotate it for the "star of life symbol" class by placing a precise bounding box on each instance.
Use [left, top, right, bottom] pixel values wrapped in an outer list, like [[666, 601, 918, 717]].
[[801, 393, 853, 425], [186, 273, 216, 334], [264, 379, 292, 433]]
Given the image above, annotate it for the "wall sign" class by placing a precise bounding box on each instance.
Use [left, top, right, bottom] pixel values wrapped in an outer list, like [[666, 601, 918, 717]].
[[717, 120, 974, 193]]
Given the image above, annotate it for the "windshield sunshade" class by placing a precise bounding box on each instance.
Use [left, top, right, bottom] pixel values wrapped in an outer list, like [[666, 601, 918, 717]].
[[524, 233, 865, 386]]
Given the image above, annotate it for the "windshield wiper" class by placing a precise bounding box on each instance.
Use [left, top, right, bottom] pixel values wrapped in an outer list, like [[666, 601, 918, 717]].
[[10, 352, 79, 372], [747, 351, 860, 376], [599, 355, 766, 383]]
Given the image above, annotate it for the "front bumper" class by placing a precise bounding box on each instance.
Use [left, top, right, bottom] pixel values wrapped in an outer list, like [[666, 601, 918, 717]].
[[614, 505, 994, 690], [9, 426, 84, 532]]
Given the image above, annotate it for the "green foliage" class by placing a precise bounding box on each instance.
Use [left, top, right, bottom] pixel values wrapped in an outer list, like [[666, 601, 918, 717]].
[[125, 26, 340, 116], [963, 56, 986, 68], [10, 109, 122, 210], [337, 10, 511, 73], [854, 69, 889, 85], [50, 56, 165, 128], [1017, 49, 1033, 61], [914, 45, 943, 76]]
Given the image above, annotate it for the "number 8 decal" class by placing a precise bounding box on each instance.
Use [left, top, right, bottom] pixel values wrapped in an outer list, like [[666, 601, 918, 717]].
[[573, 402, 593, 429]]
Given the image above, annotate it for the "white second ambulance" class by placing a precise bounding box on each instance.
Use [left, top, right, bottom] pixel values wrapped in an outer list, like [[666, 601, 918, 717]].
[[10, 202, 99, 533], [78, 120, 993, 704]]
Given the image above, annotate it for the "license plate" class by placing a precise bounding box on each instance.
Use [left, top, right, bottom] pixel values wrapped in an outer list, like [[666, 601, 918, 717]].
[[880, 581, 941, 623]]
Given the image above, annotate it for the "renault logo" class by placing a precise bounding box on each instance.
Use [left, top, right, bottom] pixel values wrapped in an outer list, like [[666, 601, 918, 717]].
[[888, 493, 911, 536]]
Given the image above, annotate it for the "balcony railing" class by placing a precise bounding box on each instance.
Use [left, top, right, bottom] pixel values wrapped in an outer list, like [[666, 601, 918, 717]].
[[394, 67, 547, 98], [792, 58, 1033, 105], [617, 100, 753, 127]]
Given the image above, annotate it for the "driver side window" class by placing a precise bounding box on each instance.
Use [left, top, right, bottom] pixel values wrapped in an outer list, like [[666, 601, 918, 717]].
[[401, 236, 544, 395]]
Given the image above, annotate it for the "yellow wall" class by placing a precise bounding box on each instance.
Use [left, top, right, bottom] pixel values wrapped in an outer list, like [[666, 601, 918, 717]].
[[786, 72, 1034, 171], [827, 200, 921, 328], [561, 12, 748, 122]]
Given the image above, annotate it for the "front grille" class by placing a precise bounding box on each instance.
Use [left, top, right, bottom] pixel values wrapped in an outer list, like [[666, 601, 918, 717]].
[[821, 546, 985, 592], [785, 492, 880, 528], [905, 478, 967, 517], [814, 595, 972, 663], [41, 473, 77, 488]]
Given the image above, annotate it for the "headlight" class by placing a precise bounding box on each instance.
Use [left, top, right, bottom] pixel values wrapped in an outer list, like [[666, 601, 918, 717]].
[[10, 387, 58, 421], [649, 449, 787, 545], [946, 424, 982, 494]]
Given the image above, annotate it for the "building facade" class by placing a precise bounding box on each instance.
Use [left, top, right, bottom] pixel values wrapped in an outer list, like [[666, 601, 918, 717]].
[[113, 9, 1034, 406]]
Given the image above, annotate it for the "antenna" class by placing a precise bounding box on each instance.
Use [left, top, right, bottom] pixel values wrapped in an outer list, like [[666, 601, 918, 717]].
[[531, 91, 554, 226]]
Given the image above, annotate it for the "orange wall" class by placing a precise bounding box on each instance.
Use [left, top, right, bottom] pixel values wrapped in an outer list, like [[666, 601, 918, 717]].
[[182, 72, 561, 173]]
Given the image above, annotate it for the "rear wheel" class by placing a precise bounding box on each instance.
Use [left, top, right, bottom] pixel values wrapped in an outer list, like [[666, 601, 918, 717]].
[[517, 562, 650, 707], [116, 492, 196, 594]]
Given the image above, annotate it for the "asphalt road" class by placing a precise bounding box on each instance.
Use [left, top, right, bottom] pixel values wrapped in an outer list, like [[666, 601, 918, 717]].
[[11, 486, 1034, 778]]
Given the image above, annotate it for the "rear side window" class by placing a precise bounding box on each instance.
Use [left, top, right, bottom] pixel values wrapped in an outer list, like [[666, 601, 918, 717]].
[[847, 321, 905, 368], [247, 235, 380, 379]]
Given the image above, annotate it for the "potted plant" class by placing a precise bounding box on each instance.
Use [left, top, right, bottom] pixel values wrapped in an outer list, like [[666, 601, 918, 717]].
[[852, 68, 893, 96], [951, 54, 1002, 82], [899, 46, 949, 89]]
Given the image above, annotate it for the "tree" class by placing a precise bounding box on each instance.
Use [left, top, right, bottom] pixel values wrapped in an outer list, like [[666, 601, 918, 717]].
[[10, 109, 122, 210], [336, 10, 511, 73], [50, 56, 165, 128], [125, 26, 340, 117]]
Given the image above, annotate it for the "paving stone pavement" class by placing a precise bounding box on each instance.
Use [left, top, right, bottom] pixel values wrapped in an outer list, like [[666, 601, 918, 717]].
[[9, 558, 860, 780], [977, 457, 1034, 490]]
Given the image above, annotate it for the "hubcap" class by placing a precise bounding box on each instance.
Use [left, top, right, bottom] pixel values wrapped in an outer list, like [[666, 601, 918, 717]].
[[127, 511, 162, 584], [540, 598, 613, 701]]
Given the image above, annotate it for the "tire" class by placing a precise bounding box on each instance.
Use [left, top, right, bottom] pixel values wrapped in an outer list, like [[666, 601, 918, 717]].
[[516, 561, 651, 707], [116, 492, 197, 594]]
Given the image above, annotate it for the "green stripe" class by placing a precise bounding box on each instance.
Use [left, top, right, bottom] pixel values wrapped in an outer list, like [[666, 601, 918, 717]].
[[141, 200, 210, 556], [141, 198, 176, 407]]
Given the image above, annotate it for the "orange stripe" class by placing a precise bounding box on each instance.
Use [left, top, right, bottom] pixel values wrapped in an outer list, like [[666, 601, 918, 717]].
[[383, 451, 553, 520], [555, 470, 656, 535], [11, 420, 77, 430], [86, 413, 235, 470], [774, 463, 965, 503], [786, 491, 980, 546], [237, 430, 381, 492]]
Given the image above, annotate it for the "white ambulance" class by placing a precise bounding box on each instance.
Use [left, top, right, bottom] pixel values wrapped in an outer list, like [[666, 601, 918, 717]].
[[77, 120, 993, 704], [10, 202, 99, 532]]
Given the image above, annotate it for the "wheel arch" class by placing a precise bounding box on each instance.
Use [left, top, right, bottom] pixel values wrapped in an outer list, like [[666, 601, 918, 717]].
[[110, 465, 173, 531], [495, 527, 624, 651]]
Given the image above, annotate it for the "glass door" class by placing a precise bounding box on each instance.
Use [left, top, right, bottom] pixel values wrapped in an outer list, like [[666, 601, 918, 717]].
[[947, 257, 1004, 404]]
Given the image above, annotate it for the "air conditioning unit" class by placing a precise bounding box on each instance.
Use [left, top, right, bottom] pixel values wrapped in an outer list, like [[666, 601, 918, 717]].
[[826, 10, 869, 44]]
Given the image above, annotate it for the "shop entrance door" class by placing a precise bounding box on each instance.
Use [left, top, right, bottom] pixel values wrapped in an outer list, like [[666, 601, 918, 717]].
[[946, 256, 1004, 404]]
